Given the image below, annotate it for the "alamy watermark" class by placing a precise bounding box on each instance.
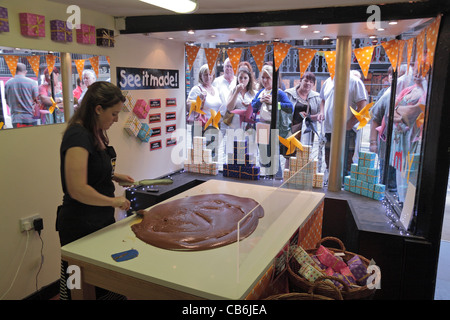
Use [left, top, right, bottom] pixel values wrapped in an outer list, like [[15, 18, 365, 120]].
[[366, 5, 381, 30]]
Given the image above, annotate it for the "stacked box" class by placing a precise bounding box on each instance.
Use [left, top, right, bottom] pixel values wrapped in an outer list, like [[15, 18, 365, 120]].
[[124, 114, 141, 137], [285, 145, 323, 188], [133, 99, 150, 119], [0, 7, 10, 32], [137, 123, 152, 143], [345, 151, 385, 200], [184, 136, 218, 175], [223, 140, 260, 180], [122, 91, 135, 112]]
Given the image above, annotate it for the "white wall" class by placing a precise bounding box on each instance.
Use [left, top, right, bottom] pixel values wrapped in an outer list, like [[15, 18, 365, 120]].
[[0, 0, 185, 299]]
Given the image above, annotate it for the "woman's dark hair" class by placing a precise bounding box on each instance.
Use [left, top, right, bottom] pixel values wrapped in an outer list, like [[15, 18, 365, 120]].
[[67, 81, 125, 149], [301, 71, 316, 84]]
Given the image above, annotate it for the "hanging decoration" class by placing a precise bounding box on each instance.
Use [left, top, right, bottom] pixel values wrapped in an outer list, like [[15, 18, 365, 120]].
[[405, 37, 415, 74], [381, 39, 400, 72], [76, 24, 96, 44], [415, 29, 426, 76], [50, 19, 73, 42], [185, 45, 200, 72], [323, 51, 336, 80], [88, 55, 100, 77], [249, 43, 268, 72], [353, 46, 375, 78], [397, 40, 405, 71], [19, 13, 45, 37], [45, 54, 57, 75], [226, 47, 244, 74], [273, 42, 292, 71], [297, 48, 317, 78], [74, 59, 85, 80], [424, 15, 441, 76], [203, 47, 221, 72], [0, 6, 9, 32], [4, 55, 19, 77], [26, 55, 40, 77]]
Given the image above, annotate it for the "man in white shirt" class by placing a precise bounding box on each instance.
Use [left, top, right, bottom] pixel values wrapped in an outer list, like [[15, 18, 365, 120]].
[[320, 73, 368, 178], [212, 58, 236, 119]]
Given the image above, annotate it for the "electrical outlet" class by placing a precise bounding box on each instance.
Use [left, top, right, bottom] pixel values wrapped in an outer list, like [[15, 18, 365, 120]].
[[20, 214, 41, 232]]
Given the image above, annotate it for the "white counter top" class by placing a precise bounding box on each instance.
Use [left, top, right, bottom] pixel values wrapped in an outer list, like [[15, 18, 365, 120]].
[[61, 179, 324, 299]]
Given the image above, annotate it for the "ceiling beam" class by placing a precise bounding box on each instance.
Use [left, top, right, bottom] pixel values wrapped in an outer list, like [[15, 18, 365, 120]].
[[120, 1, 448, 34]]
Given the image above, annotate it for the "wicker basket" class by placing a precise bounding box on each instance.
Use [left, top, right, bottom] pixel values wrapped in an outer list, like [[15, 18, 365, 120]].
[[265, 276, 345, 300], [287, 237, 377, 300]]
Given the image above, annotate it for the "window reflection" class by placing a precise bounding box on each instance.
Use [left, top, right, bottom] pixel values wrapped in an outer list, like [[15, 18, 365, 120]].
[[0, 47, 110, 130]]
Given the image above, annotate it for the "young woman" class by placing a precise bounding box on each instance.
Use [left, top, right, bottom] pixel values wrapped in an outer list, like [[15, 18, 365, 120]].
[[57, 81, 134, 300]]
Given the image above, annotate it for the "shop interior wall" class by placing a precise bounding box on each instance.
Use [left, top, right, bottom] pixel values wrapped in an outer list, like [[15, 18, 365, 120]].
[[0, 0, 184, 300]]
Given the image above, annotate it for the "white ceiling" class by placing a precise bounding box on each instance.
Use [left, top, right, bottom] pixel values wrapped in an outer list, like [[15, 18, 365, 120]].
[[48, 0, 430, 43]]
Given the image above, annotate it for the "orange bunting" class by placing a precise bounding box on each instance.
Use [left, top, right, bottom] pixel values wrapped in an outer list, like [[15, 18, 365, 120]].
[[26, 55, 41, 77], [74, 59, 85, 81], [106, 56, 110, 65], [397, 40, 405, 70], [249, 44, 267, 72], [45, 54, 57, 75], [4, 55, 19, 77], [226, 47, 244, 74], [204, 48, 221, 73], [381, 39, 400, 72], [297, 48, 317, 77], [185, 45, 200, 72], [323, 51, 336, 80], [89, 55, 99, 78], [353, 46, 375, 78], [273, 42, 292, 71], [415, 29, 426, 76], [424, 15, 441, 75], [405, 37, 415, 74]]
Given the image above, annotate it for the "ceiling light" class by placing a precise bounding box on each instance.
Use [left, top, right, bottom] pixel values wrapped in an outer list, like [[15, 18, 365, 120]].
[[369, 35, 376, 39], [313, 30, 321, 33], [239, 28, 247, 32], [300, 25, 308, 29], [229, 39, 235, 43], [187, 30, 195, 34], [377, 27, 385, 31], [322, 36, 330, 40], [210, 34, 217, 38], [139, 0, 197, 14], [388, 21, 398, 25]]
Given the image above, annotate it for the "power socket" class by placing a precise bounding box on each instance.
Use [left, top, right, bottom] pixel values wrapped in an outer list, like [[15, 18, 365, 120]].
[[20, 214, 41, 232]]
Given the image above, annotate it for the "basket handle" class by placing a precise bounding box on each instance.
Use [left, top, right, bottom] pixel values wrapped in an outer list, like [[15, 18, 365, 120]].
[[315, 237, 346, 251], [309, 275, 349, 300]]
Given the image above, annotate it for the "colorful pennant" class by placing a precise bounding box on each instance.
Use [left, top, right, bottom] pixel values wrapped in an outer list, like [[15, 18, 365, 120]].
[[4, 55, 19, 77], [45, 54, 57, 75], [274, 42, 292, 71], [26, 55, 40, 77], [204, 47, 221, 73], [88, 55, 99, 78], [185, 45, 200, 72], [249, 43, 268, 72], [226, 47, 244, 74], [381, 39, 400, 72], [323, 51, 336, 80], [353, 46, 375, 78], [297, 48, 317, 78]]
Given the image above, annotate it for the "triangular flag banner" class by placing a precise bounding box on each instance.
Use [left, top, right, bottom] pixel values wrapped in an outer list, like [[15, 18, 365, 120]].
[[397, 40, 405, 71], [106, 56, 110, 65], [353, 46, 375, 78], [74, 59, 85, 80], [415, 29, 426, 76], [406, 37, 415, 74], [204, 48, 220, 73], [424, 15, 441, 75], [89, 56, 100, 78], [381, 39, 400, 72], [185, 45, 200, 72], [226, 47, 243, 74], [4, 55, 19, 77], [46, 54, 57, 75], [323, 51, 336, 80], [26, 55, 41, 77], [297, 48, 317, 77], [274, 42, 292, 71], [249, 43, 267, 72]]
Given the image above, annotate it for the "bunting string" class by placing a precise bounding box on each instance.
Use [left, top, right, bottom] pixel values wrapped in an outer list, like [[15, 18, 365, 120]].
[[185, 15, 441, 79]]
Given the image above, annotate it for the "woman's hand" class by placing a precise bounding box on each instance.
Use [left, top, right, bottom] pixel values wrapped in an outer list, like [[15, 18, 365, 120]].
[[113, 173, 135, 185], [113, 196, 131, 211]]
